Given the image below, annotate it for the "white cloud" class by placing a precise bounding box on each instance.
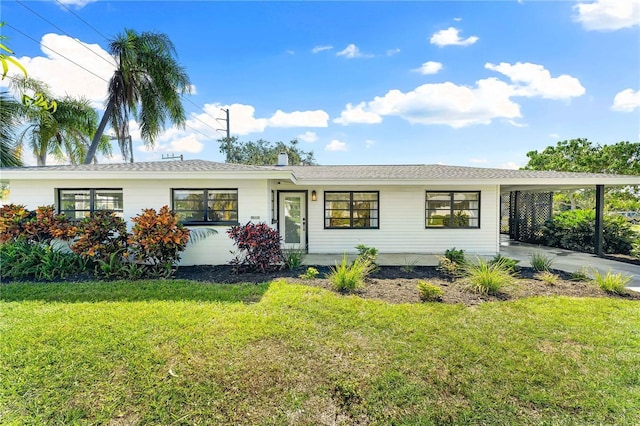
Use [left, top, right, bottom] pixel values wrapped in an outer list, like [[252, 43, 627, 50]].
[[500, 162, 521, 170], [188, 85, 197, 95], [365, 139, 375, 148], [298, 131, 318, 143], [611, 88, 640, 111], [549, 133, 560, 139], [312, 45, 333, 53], [507, 120, 528, 127], [336, 62, 585, 128], [453, 17, 463, 22], [56, 0, 99, 8], [387, 48, 401, 56], [430, 27, 479, 47], [325, 139, 348, 151], [469, 158, 489, 164], [574, 0, 640, 31], [140, 134, 204, 154], [268, 110, 329, 128], [485, 62, 585, 99], [336, 44, 373, 59], [0, 34, 115, 108], [414, 61, 443, 75], [334, 102, 383, 125]]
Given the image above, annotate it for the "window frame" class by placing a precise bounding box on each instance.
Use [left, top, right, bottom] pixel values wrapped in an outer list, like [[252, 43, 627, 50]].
[[324, 191, 380, 230], [57, 188, 124, 219], [171, 188, 239, 226], [425, 191, 480, 229]]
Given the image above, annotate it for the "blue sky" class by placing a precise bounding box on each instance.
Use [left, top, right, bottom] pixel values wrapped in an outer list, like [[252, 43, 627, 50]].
[[2, 0, 639, 168]]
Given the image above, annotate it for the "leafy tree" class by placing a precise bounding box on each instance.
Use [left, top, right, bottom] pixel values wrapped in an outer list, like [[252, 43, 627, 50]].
[[523, 139, 639, 211], [9, 76, 110, 166], [219, 136, 316, 165], [84, 29, 191, 164]]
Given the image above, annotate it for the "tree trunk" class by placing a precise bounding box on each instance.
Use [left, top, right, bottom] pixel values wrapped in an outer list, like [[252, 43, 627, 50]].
[[83, 100, 114, 164]]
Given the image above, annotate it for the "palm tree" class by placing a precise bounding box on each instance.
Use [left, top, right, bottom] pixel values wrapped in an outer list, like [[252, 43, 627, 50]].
[[84, 29, 191, 164], [0, 91, 23, 167], [10, 76, 111, 166]]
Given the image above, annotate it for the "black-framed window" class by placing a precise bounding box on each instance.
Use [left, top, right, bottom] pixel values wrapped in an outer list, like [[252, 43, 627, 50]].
[[426, 191, 480, 228], [58, 189, 123, 220], [325, 191, 379, 229], [172, 189, 238, 225]]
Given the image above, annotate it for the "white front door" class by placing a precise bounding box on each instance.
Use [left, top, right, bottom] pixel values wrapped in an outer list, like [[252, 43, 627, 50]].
[[279, 192, 306, 250]]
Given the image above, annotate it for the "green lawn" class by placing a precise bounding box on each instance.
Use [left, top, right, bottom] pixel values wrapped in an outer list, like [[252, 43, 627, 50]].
[[1, 280, 639, 425]]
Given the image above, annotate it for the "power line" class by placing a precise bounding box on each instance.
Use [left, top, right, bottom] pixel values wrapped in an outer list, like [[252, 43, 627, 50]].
[[54, 0, 111, 41], [4, 23, 110, 83], [15, 0, 116, 69]]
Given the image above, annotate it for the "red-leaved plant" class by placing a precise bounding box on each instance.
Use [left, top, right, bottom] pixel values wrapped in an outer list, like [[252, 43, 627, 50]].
[[128, 206, 190, 278], [0, 204, 77, 243], [227, 222, 284, 273]]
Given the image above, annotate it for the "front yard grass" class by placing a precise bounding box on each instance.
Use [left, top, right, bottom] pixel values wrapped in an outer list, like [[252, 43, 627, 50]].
[[1, 280, 639, 425]]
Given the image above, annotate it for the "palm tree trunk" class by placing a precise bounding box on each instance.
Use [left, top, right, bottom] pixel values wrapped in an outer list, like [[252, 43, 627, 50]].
[[83, 100, 114, 164]]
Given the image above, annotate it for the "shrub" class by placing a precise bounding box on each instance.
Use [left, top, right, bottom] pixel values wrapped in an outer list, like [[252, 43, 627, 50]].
[[592, 270, 631, 294], [462, 256, 515, 295], [0, 204, 77, 243], [437, 256, 463, 281], [0, 239, 86, 281], [128, 206, 191, 278], [228, 222, 284, 273], [327, 255, 375, 293], [535, 271, 560, 285], [355, 244, 378, 267], [299, 266, 319, 280], [530, 252, 554, 272], [417, 280, 444, 302], [284, 245, 306, 270], [489, 254, 520, 273], [444, 247, 465, 264], [540, 209, 637, 255]]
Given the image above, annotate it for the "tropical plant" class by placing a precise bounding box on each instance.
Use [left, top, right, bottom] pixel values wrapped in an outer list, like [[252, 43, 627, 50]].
[[0, 92, 23, 167], [227, 222, 284, 273], [462, 256, 515, 295], [284, 245, 306, 270], [327, 255, 375, 293], [71, 211, 129, 264], [0, 239, 87, 281], [84, 29, 191, 164], [9, 76, 111, 165], [592, 270, 631, 294], [540, 209, 637, 255], [529, 252, 555, 272], [488, 254, 520, 273], [417, 280, 444, 302], [128, 206, 190, 278], [444, 247, 465, 264], [355, 244, 378, 269]]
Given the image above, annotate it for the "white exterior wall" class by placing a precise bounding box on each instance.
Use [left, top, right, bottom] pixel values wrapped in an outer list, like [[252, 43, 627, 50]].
[[276, 183, 500, 256], [8, 178, 273, 266]]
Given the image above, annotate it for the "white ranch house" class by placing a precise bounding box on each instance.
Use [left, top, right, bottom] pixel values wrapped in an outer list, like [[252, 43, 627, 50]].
[[2, 158, 638, 265]]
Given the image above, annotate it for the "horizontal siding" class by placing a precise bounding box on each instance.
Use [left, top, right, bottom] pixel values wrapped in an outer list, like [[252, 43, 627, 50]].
[[298, 184, 499, 256], [9, 178, 500, 265], [8, 178, 273, 266]]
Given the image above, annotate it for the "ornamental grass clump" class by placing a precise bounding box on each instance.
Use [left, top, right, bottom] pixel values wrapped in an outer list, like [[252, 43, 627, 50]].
[[462, 256, 515, 295], [530, 252, 555, 272], [328, 255, 375, 293], [592, 270, 631, 295]]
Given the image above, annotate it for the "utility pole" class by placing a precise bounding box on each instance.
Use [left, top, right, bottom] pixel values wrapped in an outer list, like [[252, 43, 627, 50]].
[[216, 108, 230, 139]]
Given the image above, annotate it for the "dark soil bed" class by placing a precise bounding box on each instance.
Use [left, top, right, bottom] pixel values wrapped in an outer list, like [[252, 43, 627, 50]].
[[175, 265, 640, 306]]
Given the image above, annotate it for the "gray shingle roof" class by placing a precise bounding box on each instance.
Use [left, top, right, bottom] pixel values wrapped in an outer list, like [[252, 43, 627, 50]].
[[284, 164, 638, 181], [2, 160, 637, 182]]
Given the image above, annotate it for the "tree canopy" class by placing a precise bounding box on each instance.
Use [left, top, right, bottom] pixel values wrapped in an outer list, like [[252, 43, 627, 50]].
[[523, 138, 639, 176], [219, 137, 316, 165]]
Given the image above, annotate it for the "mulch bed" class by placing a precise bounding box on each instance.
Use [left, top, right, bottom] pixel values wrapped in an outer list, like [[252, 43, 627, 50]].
[[175, 265, 640, 306]]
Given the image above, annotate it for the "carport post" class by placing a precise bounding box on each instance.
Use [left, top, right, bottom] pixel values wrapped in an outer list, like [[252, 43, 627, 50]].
[[594, 185, 604, 257]]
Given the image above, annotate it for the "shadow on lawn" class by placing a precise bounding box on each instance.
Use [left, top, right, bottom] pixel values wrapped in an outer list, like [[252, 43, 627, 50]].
[[0, 279, 270, 304]]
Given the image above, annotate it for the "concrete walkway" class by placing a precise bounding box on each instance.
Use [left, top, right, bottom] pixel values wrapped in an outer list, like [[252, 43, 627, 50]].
[[303, 242, 640, 291]]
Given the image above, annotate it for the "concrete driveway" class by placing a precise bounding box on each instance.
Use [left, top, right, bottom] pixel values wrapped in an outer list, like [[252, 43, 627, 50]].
[[499, 240, 640, 291]]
